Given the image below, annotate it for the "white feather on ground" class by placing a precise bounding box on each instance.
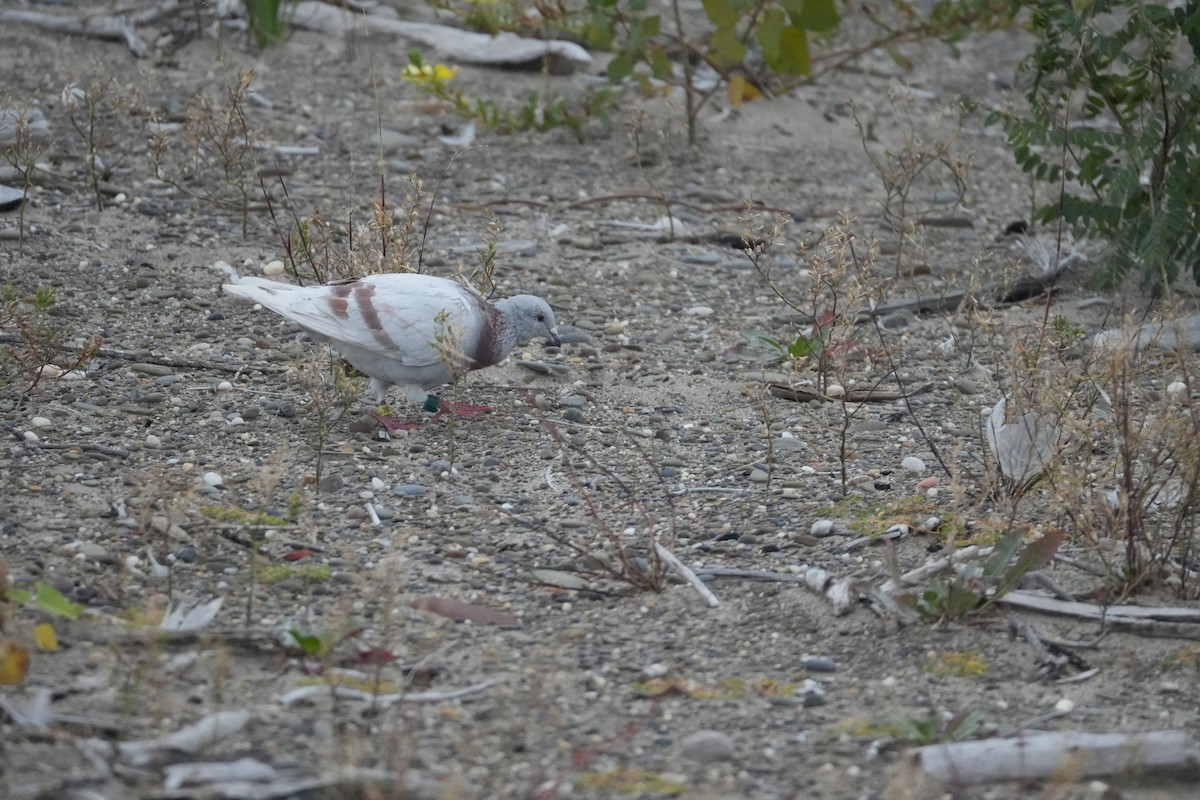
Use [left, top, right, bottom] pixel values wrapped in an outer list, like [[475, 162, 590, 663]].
[[223, 273, 559, 408]]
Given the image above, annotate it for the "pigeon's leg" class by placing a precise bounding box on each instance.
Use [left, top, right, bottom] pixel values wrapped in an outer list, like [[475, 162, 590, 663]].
[[365, 378, 425, 430], [428, 395, 491, 420], [434, 398, 489, 419]]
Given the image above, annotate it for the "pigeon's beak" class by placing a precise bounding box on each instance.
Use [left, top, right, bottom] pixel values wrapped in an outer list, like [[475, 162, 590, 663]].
[[547, 325, 561, 348]]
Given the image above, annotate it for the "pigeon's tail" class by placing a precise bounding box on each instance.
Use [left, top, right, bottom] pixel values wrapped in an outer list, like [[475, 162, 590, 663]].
[[222, 278, 306, 316]]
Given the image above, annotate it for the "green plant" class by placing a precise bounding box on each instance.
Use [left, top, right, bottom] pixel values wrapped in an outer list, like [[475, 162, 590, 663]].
[[0, 106, 47, 248], [150, 69, 258, 235], [882, 709, 983, 745], [1, 284, 100, 392], [853, 94, 971, 277], [888, 527, 1066, 621], [61, 77, 132, 212], [244, 0, 297, 47], [988, 0, 1200, 286], [0, 560, 83, 685], [401, 52, 619, 142]]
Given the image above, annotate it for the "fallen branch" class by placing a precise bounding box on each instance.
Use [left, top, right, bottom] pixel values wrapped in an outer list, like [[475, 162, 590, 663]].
[[24, 441, 130, 459], [768, 382, 934, 404], [997, 591, 1200, 640], [0, 332, 286, 374], [696, 565, 858, 614], [912, 730, 1200, 785], [0, 9, 147, 57], [655, 543, 719, 608], [278, 678, 500, 707]]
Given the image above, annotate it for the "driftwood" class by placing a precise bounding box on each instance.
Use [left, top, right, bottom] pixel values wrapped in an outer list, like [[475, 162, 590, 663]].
[[655, 542, 720, 608], [291, 1, 591, 73], [784, 264, 1066, 326], [913, 730, 1200, 785], [996, 591, 1200, 640], [0, 9, 148, 57]]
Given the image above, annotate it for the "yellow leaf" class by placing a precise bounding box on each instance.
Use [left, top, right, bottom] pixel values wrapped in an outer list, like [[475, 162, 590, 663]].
[[0, 640, 30, 684], [34, 622, 59, 652], [727, 74, 763, 109]]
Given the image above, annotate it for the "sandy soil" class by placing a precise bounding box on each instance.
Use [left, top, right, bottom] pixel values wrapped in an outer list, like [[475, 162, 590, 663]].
[[1, 4, 1198, 799]]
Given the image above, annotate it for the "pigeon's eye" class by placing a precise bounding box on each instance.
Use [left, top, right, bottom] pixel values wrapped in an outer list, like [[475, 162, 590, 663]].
[[536, 313, 545, 322]]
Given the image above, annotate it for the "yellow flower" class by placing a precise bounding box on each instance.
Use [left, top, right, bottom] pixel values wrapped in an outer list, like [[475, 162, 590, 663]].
[[401, 62, 458, 85]]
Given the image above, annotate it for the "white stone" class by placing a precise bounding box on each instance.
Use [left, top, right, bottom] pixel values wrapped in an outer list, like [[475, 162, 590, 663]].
[[1167, 381, 1188, 400], [145, 434, 162, 448], [202, 471, 224, 487], [30, 416, 52, 428], [263, 259, 285, 277], [216, 381, 233, 392], [23, 430, 39, 443], [825, 383, 845, 398], [810, 519, 834, 537], [900, 456, 926, 472]]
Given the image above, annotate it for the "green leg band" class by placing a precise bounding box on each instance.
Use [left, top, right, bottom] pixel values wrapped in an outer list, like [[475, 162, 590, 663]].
[[423, 394, 441, 413]]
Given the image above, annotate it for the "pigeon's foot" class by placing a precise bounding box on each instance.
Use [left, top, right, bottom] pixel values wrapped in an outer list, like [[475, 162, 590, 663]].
[[369, 407, 425, 431], [436, 399, 492, 419]]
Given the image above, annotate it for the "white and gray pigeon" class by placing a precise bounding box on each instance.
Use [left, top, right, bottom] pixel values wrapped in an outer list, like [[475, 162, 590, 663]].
[[223, 273, 559, 424]]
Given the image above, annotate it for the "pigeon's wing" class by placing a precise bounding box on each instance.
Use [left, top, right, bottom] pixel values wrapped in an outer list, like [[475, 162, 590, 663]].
[[271, 276, 488, 369]]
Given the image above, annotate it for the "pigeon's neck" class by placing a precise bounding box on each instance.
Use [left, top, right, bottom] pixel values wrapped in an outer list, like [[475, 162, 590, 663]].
[[473, 303, 516, 368]]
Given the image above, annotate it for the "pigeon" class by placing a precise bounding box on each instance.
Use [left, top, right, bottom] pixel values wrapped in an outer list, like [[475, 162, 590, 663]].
[[223, 273, 560, 427]]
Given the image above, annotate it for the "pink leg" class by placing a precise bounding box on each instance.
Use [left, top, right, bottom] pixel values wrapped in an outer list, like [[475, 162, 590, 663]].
[[436, 400, 492, 419]]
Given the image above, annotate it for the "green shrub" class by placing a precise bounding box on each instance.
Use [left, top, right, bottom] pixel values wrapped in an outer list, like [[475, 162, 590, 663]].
[[989, 0, 1200, 286]]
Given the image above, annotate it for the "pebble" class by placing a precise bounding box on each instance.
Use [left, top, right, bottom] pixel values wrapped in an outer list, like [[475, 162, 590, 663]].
[[30, 416, 51, 428], [370, 477, 386, 491], [317, 473, 344, 492], [900, 456, 926, 473], [825, 383, 845, 398], [392, 483, 427, 497], [680, 730, 736, 763], [145, 434, 162, 448], [685, 305, 714, 316], [215, 381, 233, 392], [1167, 381, 1187, 401], [263, 259, 285, 276], [749, 468, 769, 483], [801, 656, 838, 672], [131, 363, 174, 377], [23, 430, 39, 443], [810, 519, 834, 537], [202, 471, 224, 488]]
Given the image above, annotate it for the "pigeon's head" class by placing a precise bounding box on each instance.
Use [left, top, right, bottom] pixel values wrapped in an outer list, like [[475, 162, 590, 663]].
[[501, 295, 561, 347]]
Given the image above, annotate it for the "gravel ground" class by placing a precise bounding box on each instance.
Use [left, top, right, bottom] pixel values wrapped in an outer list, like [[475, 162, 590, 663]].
[[2, 6, 1198, 800]]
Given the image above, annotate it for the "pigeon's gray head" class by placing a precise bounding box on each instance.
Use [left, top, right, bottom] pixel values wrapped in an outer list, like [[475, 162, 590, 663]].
[[498, 295, 560, 347]]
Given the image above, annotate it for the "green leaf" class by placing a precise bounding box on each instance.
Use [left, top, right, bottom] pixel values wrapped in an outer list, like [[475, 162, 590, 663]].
[[35, 582, 81, 620], [9, 588, 30, 604], [708, 27, 746, 68], [781, 0, 840, 32], [650, 46, 672, 81], [289, 629, 323, 655], [757, 9, 786, 63], [702, 0, 740, 30], [787, 335, 820, 358], [607, 53, 633, 83], [765, 25, 810, 75]]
